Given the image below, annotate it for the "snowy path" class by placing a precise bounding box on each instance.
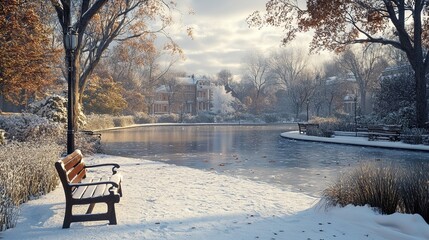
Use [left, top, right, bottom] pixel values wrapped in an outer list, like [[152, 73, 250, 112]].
[[2, 155, 429, 240]]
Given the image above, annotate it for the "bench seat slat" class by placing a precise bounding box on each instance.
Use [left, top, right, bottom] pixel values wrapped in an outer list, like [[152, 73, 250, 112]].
[[72, 185, 88, 199], [93, 181, 108, 198], [81, 185, 97, 199], [72, 178, 92, 199]]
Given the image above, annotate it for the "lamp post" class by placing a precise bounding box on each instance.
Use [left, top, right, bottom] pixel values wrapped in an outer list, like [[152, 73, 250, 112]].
[[306, 99, 309, 122], [354, 96, 357, 137], [65, 1, 79, 154]]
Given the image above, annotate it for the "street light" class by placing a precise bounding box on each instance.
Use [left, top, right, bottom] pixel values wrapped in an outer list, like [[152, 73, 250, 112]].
[[65, 1, 80, 154], [354, 96, 357, 137], [306, 99, 310, 122]]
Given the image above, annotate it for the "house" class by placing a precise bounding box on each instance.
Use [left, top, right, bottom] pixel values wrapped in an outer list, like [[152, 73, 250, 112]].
[[151, 75, 213, 115]]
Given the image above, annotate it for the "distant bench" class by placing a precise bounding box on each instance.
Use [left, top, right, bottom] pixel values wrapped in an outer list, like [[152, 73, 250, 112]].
[[367, 125, 402, 141], [298, 123, 319, 135], [55, 150, 122, 228]]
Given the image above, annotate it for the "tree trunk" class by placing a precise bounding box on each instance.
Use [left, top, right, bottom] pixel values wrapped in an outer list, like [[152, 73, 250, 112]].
[[72, 53, 80, 130], [414, 66, 427, 128], [360, 89, 366, 115]]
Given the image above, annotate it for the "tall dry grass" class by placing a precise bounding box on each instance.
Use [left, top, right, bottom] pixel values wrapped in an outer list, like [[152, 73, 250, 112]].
[[323, 161, 429, 223], [0, 142, 62, 230], [113, 115, 135, 127], [83, 114, 115, 130]]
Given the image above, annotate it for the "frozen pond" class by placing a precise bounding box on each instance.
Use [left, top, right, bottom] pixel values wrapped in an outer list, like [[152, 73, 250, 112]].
[[100, 124, 429, 197]]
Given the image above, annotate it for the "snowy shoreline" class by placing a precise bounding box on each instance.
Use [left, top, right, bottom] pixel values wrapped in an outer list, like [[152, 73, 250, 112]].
[[2, 154, 429, 239]]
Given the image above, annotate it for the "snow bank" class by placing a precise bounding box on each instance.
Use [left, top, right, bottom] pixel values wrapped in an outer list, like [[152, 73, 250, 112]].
[[2, 155, 428, 239]]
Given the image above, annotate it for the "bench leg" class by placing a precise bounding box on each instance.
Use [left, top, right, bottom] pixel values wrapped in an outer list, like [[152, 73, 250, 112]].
[[107, 202, 117, 225], [63, 203, 72, 228]]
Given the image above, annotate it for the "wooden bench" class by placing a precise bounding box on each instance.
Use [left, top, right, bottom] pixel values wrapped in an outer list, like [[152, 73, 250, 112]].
[[368, 125, 402, 141], [298, 123, 319, 134], [55, 149, 122, 228], [355, 126, 369, 137]]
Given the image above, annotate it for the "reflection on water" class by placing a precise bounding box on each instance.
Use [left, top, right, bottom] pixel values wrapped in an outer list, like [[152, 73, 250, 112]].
[[101, 124, 429, 197]]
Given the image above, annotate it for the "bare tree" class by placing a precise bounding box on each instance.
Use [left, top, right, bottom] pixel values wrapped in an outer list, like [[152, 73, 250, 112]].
[[287, 76, 316, 120], [338, 45, 388, 114], [50, 0, 185, 127], [217, 69, 233, 86], [140, 48, 180, 94], [269, 47, 309, 89], [249, 0, 429, 127], [242, 52, 273, 114]]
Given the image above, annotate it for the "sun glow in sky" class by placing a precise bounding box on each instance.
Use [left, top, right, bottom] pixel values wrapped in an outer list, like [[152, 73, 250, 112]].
[[165, 0, 332, 80]]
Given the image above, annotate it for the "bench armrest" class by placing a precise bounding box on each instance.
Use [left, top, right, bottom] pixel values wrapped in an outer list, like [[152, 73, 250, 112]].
[[85, 163, 120, 174]]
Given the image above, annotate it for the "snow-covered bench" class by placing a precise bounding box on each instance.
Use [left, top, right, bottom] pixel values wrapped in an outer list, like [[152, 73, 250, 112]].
[[55, 150, 122, 228], [368, 125, 402, 141]]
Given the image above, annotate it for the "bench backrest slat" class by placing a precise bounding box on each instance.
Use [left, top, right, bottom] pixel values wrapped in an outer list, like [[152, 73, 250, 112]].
[[63, 153, 83, 171], [55, 150, 85, 195], [68, 162, 86, 183], [70, 166, 86, 184]]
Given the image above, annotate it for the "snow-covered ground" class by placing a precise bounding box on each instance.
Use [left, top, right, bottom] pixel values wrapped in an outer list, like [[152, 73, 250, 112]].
[[2, 154, 429, 240], [281, 131, 429, 151]]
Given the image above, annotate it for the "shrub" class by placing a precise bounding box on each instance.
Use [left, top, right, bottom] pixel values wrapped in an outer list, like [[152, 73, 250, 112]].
[[134, 112, 156, 124], [182, 113, 214, 123], [399, 163, 429, 223], [0, 114, 63, 143], [27, 95, 86, 127], [323, 161, 429, 223], [306, 125, 323, 137], [0, 141, 62, 230], [401, 128, 426, 144], [83, 114, 115, 130], [75, 131, 101, 155], [422, 135, 429, 145], [157, 113, 180, 123], [382, 106, 416, 128], [306, 118, 335, 137], [264, 114, 279, 123], [113, 116, 135, 127]]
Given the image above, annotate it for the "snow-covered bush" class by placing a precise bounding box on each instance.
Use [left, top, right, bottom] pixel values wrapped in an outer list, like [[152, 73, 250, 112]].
[[134, 112, 156, 124], [157, 113, 179, 123], [0, 141, 61, 230], [83, 114, 115, 131], [211, 85, 236, 115], [0, 113, 63, 142], [264, 114, 279, 123], [113, 116, 135, 127], [27, 95, 86, 127], [382, 106, 416, 128], [374, 73, 415, 119], [76, 131, 101, 155], [401, 128, 426, 145], [183, 112, 215, 123], [323, 161, 429, 224], [323, 161, 401, 214], [27, 95, 67, 123]]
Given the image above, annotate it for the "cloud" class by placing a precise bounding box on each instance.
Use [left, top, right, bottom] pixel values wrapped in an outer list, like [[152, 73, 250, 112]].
[[166, 0, 333, 77]]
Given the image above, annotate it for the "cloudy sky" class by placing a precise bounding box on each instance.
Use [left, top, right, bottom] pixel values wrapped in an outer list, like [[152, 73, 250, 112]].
[[163, 0, 331, 80]]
